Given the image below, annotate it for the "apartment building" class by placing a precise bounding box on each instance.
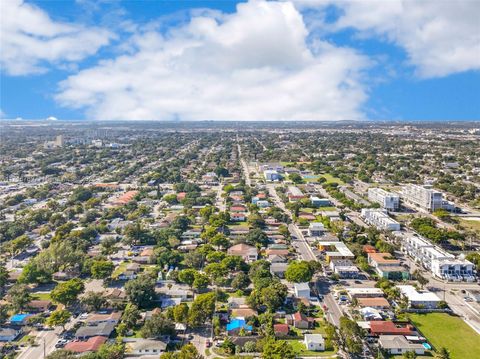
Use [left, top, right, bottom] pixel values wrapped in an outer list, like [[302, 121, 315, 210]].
[[361, 208, 401, 231], [368, 188, 400, 211], [400, 184, 443, 212], [400, 233, 476, 281]]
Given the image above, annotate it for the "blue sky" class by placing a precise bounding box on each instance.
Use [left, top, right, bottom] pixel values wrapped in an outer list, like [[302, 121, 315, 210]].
[[1, 0, 479, 121]]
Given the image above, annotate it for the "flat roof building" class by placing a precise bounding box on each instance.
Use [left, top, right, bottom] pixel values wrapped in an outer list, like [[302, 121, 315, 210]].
[[361, 208, 401, 231], [401, 184, 443, 212], [368, 188, 400, 211]]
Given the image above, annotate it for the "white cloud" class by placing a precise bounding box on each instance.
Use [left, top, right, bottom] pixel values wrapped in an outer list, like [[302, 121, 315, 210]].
[[56, 0, 369, 121], [297, 0, 480, 78], [0, 0, 113, 75]]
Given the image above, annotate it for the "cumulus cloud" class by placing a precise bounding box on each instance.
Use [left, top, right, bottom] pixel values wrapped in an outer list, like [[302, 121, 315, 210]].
[[297, 0, 480, 78], [0, 0, 113, 75], [56, 0, 369, 121]]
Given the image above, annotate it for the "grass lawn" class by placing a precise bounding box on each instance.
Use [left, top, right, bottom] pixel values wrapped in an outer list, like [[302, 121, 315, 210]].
[[458, 218, 480, 232], [320, 174, 344, 185], [408, 313, 480, 359], [32, 292, 51, 300], [318, 206, 338, 212], [112, 261, 129, 278], [286, 340, 337, 357]]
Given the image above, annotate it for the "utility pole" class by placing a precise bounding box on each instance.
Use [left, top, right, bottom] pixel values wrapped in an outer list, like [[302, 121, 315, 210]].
[[43, 337, 46, 359]]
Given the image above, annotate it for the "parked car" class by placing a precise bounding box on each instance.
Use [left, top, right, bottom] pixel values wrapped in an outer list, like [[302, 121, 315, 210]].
[[55, 339, 68, 348]]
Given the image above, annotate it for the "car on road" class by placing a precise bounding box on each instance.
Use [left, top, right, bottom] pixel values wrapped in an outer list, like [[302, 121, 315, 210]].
[[55, 339, 69, 348], [187, 334, 194, 340], [79, 313, 89, 320], [206, 340, 212, 348]]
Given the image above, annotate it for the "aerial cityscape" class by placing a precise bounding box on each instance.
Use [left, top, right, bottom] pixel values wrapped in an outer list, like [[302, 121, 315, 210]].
[[1, 1, 480, 359]]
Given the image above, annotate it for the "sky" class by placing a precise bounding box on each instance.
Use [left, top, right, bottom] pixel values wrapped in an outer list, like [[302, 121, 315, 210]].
[[0, 0, 479, 121]]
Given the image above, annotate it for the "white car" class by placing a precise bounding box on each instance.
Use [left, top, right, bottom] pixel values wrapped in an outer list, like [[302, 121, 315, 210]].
[[79, 313, 89, 320]]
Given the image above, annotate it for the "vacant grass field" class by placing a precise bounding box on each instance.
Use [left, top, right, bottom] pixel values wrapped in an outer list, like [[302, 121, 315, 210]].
[[459, 218, 480, 232], [320, 174, 344, 185], [408, 313, 480, 359], [32, 292, 51, 300]]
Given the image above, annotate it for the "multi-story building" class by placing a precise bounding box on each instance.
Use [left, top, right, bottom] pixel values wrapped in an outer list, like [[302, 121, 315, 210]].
[[368, 188, 400, 211], [361, 208, 401, 231], [400, 184, 443, 212], [400, 232, 476, 281]]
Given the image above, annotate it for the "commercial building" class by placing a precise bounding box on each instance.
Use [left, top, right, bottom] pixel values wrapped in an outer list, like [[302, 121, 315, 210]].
[[368, 252, 409, 280], [264, 170, 281, 181], [400, 232, 476, 282], [287, 186, 305, 201], [400, 184, 444, 212], [308, 222, 325, 236], [329, 259, 360, 279], [396, 285, 441, 309], [368, 188, 400, 211], [294, 282, 311, 298], [317, 241, 355, 262], [361, 208, 401, 231]]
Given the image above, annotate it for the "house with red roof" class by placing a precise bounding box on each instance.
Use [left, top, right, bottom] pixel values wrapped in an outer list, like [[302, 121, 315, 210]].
[[369, 321, 415, 336], [273, 323, 290, 337], [287, 312, 314, 329], [64, 336, 107, 353]]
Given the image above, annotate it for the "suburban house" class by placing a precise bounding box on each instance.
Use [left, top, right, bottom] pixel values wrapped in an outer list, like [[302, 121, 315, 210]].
[[304, 334, 325, 351], [378, 335, 425, 355], [75, 322, 116, 339], [85, 312, 122, 326], [396, 285, 442, 309], [123, 338, 168, 356], [357, 297, 391, 310], [231, 213, 246, 222], [369, 321, 415, 336], [287, 312, 314, 329], [273, 323, 289, 337], [270, 262, 288, 278], [64, 336, 107, 353], [227, 243, 258, 263], [294, 282, 311, 299], [310, 196, 331, 207], [28, 300, 53, 313], [0, 328, 21, 342]]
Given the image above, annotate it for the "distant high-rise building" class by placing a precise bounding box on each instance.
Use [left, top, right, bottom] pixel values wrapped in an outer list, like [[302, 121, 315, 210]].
[[55, 135, 64, 147], [368, 188, 400, 211], [401, 184, 443, 212]]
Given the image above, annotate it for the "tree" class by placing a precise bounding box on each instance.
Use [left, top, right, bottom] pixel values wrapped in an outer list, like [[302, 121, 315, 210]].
[[91, 260, 115, 279], [4, 234, 33, 257], [46, 310, 71, 330], [173, 303, 189, 323], [189, 292, 216, 326], [160, 344, 204, 359], [245, 228, 268, 246], [0, 261, 8, 291], [285, 261, 313, 283], [122, 303, 141, 329], [231, 272, 250, 291], [51, 278, 85, 305], [192, 273, 210, 291], [81, 291, 107, 312], [183, 251, 205, 269], [125, 275, 156, 308], [434, 347, 451, 359], [289, 173, 303, 184], [262, 339, 295, 359], [210, 233, 229, 249], [141, 313, 174, 338], [178, 269, 198, 287], [7, 284, 32, 313]]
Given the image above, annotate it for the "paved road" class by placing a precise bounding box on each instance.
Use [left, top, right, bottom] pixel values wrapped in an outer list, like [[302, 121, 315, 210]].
[[237, 144, 252, 188], [17, 328, 61, 359]]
